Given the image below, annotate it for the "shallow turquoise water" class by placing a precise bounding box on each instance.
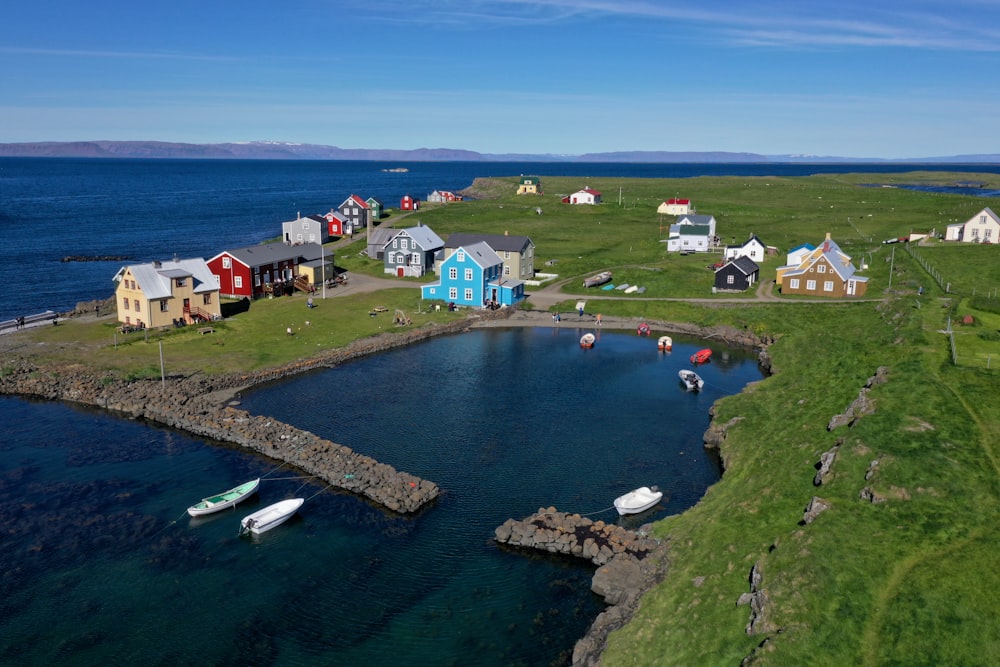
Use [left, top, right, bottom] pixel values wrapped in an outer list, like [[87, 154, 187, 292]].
[[0, 327, 762, 665]]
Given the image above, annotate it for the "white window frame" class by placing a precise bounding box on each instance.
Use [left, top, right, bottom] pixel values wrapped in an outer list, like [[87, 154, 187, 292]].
[[449, 267, 457, 280], [448, 287, 458, 300], [824, 281, 834, 292], [464, 288, 473, 302], [789, 278, 800, 289], [464, 268, 473, 281], [222, 256, 231, 269], [806, 279, 817, 291]]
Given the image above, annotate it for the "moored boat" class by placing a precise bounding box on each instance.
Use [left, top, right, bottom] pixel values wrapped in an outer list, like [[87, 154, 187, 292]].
[[691, 348, 712, 364], [583, 271, 613, 288], [658, 335, 673, 351], [239, 498, 304, 536], [187, 478, 260, 517], [636, 322, 651, 336], [580, 332, 596, 348], [678, 369, 705, 391], [614, 486, 663, 515]]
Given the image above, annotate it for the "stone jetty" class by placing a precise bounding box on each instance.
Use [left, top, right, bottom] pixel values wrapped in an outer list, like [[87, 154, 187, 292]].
[[494, 507, 668, 666], [0, 319, 501, 512]]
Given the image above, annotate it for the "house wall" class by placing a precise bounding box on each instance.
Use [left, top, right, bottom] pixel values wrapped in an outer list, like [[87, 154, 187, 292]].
[[116, 268, 220, 328], [779, 256, 867, 297], [209, 255, 253, 299]]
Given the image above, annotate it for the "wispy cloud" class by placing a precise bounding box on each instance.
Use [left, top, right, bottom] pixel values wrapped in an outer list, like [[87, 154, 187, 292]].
[[361, 0, 1000, 51], [0, 46, 241, 62]]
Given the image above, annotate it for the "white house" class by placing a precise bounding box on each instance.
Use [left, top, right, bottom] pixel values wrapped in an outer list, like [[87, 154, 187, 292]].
[[562, 188, 602, 205], [282, 213, 329, 246], [657, 198, 692, 215], [944, 207, 1000, 243], [785, 243, 815, 267], [725, 234, 767, 262], [666, 223, 712, 253]]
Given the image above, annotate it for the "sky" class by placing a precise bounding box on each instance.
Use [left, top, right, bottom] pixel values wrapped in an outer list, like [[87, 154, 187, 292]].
[[2, 0, 999, 159]]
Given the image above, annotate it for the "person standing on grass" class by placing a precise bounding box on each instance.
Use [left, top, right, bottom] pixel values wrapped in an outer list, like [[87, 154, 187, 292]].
[[596, 313, 602, 326]]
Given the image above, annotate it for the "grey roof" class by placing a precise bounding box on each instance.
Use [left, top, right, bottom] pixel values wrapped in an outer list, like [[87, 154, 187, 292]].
[[677, 214, 715, 226], [368, 227, 400, 247], [722, 255, 760, 276], [214, 241, 318, 268], [394, 225, 444, 250], [444, 232, 533, 253], [124, 258, 219, 299], [783, 237, 858, 281], [455, 241, 502, 268]]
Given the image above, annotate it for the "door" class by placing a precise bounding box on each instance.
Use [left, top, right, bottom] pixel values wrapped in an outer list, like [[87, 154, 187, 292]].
[[397, 266, 404, 278], [847, 279, 856, 296]]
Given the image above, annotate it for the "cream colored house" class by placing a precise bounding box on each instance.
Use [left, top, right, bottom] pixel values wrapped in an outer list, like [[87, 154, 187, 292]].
[[657, 198, 692, 215], [944, 207, 1000, 243], [114, 258, 221, 329], [517, 176, 541, 194]]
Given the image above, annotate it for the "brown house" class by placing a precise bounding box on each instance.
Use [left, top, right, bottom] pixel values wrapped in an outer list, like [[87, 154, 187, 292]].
[[777, 233, 868, 297]]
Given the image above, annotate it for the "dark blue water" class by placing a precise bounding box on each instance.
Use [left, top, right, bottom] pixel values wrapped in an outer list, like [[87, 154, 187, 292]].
[[2, 157, 998, 322], [0, 328, 761, 665]]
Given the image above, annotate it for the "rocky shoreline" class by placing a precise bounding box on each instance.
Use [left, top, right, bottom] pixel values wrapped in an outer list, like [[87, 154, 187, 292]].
[[0, 305, 770, 664]]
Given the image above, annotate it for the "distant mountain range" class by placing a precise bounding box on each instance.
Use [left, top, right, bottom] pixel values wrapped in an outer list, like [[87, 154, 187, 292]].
[[0, 140, 997, 163]]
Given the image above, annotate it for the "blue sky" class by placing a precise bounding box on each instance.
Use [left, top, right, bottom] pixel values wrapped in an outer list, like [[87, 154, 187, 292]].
[[2, 0, 998, 158]]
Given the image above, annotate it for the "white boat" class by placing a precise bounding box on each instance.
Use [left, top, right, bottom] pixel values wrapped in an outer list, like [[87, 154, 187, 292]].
[[624, 285, 639, 294], [583, 271, 612, 288], [678, 369, 704, 391], [614, 486, 663, 515], [187, 478, 260, 517], [240, 498, 304, 535], [658, 335, 673, 351], [580, 332, 596, 348]]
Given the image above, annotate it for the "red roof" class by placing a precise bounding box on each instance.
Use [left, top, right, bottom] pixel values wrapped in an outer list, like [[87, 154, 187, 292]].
[[666, 198, 690, 205]]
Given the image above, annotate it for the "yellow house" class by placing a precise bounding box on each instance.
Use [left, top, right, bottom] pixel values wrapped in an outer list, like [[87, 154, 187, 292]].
[[516, 176, 541, 195], [114, 258, 221, 329]]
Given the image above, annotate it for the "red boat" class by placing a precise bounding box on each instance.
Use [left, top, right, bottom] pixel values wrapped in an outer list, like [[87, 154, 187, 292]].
[[636, 322, 651, 336], [690, 348, 712, 364]]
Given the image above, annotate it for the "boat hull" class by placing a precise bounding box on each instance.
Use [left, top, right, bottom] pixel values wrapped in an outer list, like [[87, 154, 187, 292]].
[[614, 486, 663, 515], [658, 336, 673, 351], [678, 370, 704, 391], [240, 498, 305, 535], [187, 478, 261, 517], [583, 271, 612, 288], [580, 333, 596, 348]]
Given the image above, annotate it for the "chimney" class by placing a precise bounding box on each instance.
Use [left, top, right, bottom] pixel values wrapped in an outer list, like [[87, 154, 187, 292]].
[[823, 232, 831, 252]]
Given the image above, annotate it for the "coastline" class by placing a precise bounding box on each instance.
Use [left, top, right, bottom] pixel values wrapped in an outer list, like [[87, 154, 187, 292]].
[[0, 303, 770, 664]]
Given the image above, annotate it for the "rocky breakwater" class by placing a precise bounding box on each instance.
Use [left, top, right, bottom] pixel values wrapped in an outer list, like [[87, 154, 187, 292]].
[[0, 359, 439, 513], [494, 508, 667, 666]]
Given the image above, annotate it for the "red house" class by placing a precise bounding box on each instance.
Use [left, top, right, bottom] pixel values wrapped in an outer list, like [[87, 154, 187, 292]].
[[401, 194, 420, 211], [208, 241, 322, 299], [322, 209, 347, 237]]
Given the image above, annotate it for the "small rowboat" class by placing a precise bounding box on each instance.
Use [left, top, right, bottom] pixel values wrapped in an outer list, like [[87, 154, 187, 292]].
[[583, 271, 612, 288], [580, 332, 596, 348], [636, 322, 651, 336], [187, 478, 260, 517], [614, 486, 663, 515], [658, 335, 673, 351], [691, 348, 712, 364], [240, 498, 304, 536]]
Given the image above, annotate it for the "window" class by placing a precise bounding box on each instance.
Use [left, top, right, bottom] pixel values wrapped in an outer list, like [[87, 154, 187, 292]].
[[464, 268, 473, 281], [789, 279, 800, 289], [308, 234, 315, 242], [296, 233, 303, 242], [817, 264, 826, 273], [411, 253, 420, 266], [464, 288, 473, 302], [457, 250, 465, 262], [727, 275, 735, 284], [972, 228, 980, 238], [824, 281, 834, 292], [160, 300, 169, 312], [400, 239, 409, 250], [449, 267, 457, 280], [131, 280, 136, 290], [175, 278, 186, 287], [504, 251, 510, 259], [449, 287, 458, 300], [133, 299, 140, 311], [806, 280, 816, 291], [222, 257, 231, 269], [203, 293, 212, 304], [986, 229, 993, 241], [123, 297, 130, 310], [235, 276, 243, 289], [253, 274, 260, 287], [504, 265, 511, 276]]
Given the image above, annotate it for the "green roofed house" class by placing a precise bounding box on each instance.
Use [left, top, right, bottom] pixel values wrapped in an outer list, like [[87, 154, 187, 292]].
[[516, 176, 541, 194]]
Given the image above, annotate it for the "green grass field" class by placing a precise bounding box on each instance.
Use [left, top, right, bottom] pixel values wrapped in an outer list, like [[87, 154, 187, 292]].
[[9, 170, 1000, 665]]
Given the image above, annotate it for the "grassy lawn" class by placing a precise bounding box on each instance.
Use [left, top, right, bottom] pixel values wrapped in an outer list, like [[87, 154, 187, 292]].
[[7, 171, 1000, 665]]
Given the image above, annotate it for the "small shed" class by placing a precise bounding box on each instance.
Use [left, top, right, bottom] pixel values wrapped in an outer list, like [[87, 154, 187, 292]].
[[714, 256, 760, 292]]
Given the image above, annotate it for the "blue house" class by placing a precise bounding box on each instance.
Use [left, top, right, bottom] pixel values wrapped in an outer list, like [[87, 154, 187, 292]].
[[421, 242, 525, 307]]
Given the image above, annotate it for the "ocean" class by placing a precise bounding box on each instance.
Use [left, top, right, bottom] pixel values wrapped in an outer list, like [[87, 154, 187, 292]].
[[0, 158, 996, 665]]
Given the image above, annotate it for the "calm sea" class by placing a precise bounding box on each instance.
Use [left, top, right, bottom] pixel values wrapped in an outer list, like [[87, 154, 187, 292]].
[[0, 158, 994, 665], [1, 328, 760, 666]]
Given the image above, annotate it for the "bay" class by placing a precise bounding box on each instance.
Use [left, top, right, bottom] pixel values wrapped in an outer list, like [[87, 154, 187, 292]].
[[1, 328, 762, 665]]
